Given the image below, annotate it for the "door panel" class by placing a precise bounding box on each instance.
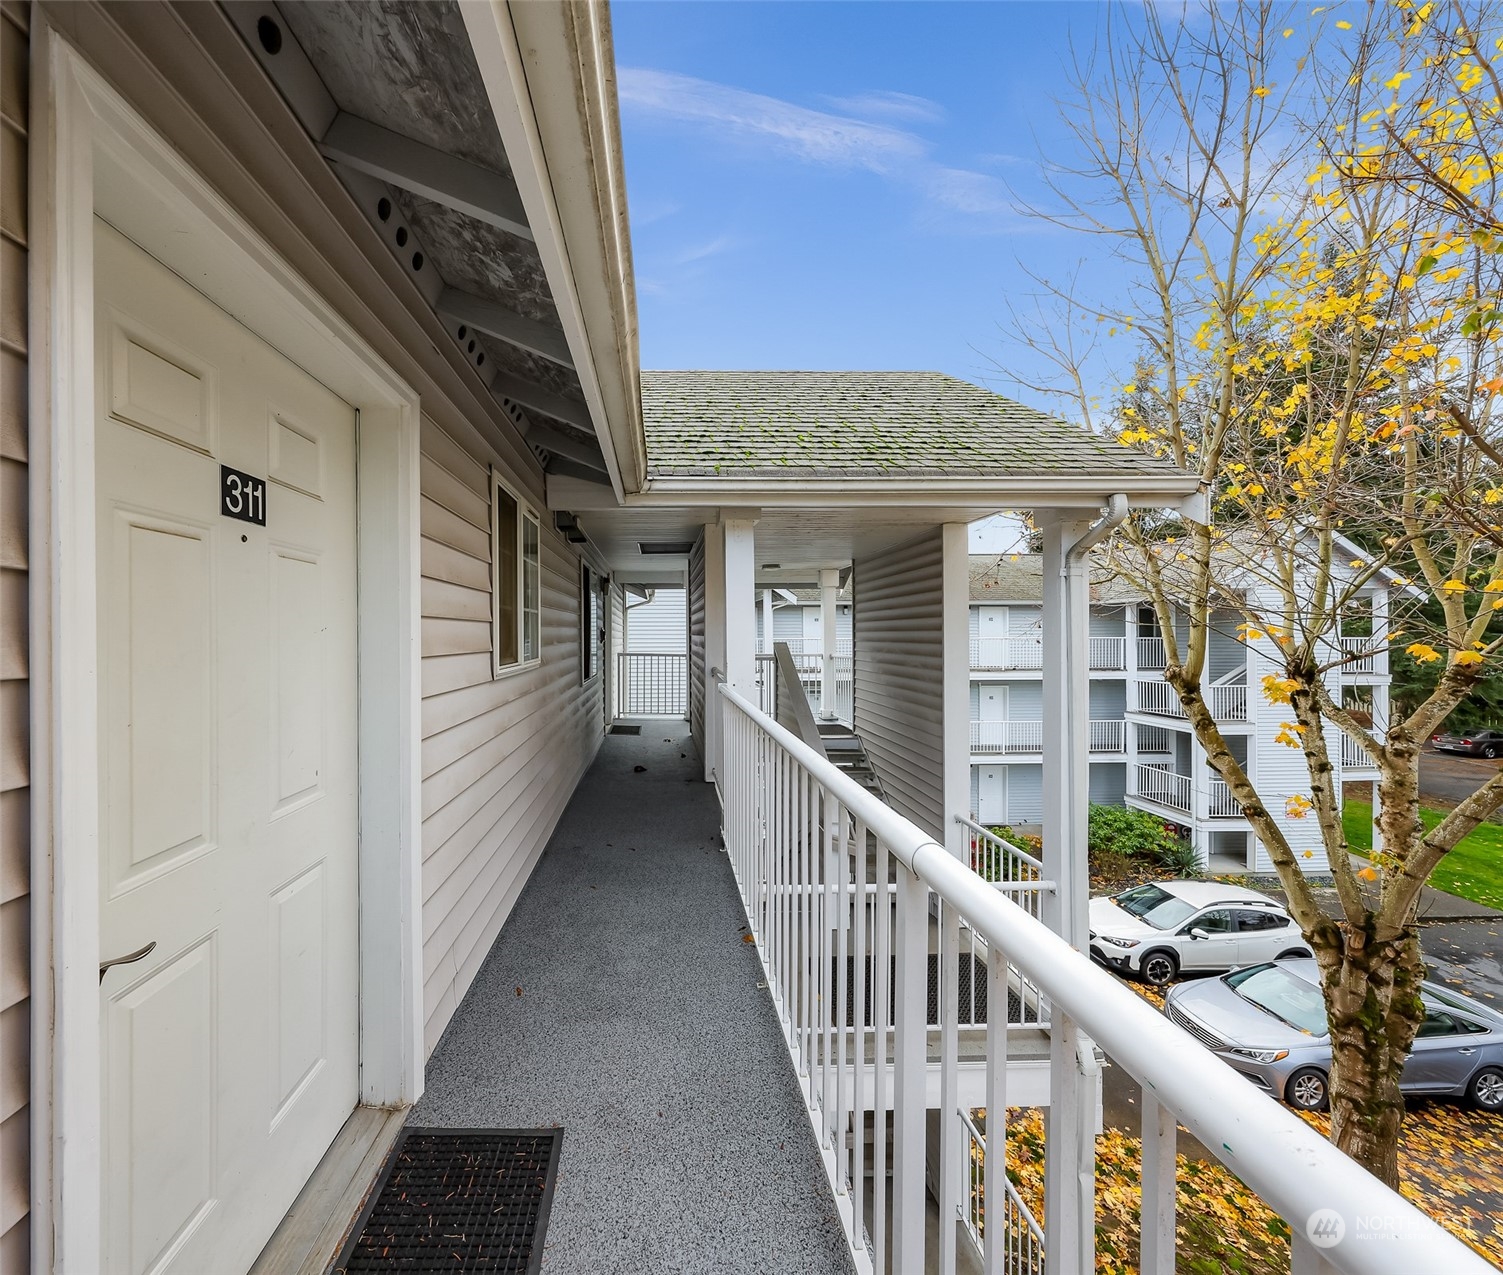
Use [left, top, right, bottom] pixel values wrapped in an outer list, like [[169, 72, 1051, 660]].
[[96, 220, 360, 1275]]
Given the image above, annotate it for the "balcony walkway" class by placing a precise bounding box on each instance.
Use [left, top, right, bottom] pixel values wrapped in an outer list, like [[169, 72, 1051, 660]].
[[412, 723, 856, 1274]]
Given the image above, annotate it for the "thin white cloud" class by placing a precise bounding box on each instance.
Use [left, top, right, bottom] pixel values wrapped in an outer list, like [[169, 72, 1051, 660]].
[[671, 234, 740, 266], [824, 89, 946, 125], [619, 66, 1024, 231], [618, 68, 923, 174]]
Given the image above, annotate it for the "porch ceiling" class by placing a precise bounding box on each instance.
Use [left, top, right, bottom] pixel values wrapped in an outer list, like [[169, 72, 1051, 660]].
[[227, 1, 620, 483]]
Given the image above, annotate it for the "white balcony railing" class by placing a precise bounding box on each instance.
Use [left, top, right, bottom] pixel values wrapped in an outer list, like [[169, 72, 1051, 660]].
[[758, 651, 853, 724], [1089, 718, 1127, 754], [1131, 762, 1192, 814], [616, 652, 688, 716], [1089, 635, 1127, 670], [1134, 677, 1248, 722], [1339, 635, 1381, 675], [1341, 731, 1377, 770], [969, 719, 1125, 756], [1137, 635, 1168, 670], [716, 681, 1485, 1275], [970, 720, 1043, 754], [1207, 777, 1243, 818], [971, 634, 1126, 671], [970, 635, 1044, 671]]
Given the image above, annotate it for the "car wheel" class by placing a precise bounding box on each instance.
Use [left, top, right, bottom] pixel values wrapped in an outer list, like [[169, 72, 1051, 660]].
[[1285, 1067, 1329, 1112], [1484, 745, 1500, 760], [1470, 1067, 1503, 1111], [1140, 950, 1179, 987], [1276, 948, 1313, 960]]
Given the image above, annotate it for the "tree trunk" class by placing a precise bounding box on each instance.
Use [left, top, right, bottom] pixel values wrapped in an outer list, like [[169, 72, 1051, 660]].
[[1318, 929, 1426, 1190]]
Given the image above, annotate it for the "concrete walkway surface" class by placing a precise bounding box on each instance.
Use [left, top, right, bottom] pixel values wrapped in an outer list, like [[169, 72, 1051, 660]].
[[412, 723, 856, 1274]]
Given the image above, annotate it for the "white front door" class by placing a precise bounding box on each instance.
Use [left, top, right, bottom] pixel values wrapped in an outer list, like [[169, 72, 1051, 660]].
[[979, 684, 1007, 721], [95, 221, 360, 1275], [977, 767, 1006, 824]]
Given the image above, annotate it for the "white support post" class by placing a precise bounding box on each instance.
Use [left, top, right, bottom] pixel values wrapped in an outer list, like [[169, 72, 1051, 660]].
[[892, 863, 928, 1273], [761, 587, 774, 655], [819, 568, 840, 719], [1039, 511, 1097, 1275], [1190, 734, 1208, 862], [1140, 1093, 1177, 1275], [702, 526, 726, 783], [942, 524, 972, 861], [723, 517, 758, 701]]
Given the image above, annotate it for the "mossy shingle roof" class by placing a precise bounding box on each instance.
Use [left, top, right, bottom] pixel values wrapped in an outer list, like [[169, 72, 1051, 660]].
[[969, 554, 1145, 604], [641, 370, 1186, 480]]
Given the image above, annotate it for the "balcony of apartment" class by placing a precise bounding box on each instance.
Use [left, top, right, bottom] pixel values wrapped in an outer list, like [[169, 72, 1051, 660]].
[[970, 718, 1126, 757], [970, 634, 1126, 674], [410, 686, 1476, 1275], [1337, 634, 1389, 679], [1127, 762, 1245, 821], [1130, 672, 1250, 726]]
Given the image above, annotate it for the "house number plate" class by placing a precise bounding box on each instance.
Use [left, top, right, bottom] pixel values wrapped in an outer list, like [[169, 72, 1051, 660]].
[[221, 465, 267, 526]]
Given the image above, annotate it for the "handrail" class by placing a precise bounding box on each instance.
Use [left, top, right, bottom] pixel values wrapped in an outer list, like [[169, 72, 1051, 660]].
[[772, 641, 829, 758], [717, 680, 1491, 1275]]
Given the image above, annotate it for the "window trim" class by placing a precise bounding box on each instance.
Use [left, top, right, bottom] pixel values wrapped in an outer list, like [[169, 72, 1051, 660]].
[[581, 561, 603, 685], [491, 468, 542, 678]]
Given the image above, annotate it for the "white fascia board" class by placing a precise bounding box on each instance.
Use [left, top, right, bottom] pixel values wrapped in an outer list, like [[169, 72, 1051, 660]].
[[460, 1, 643, 500], [632, 475, 1204, 509]]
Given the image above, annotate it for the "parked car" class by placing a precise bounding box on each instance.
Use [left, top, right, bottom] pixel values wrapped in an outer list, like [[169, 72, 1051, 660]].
[[1087, 881, 1310, 986], [1164, 959, 1503, 1112], [1430, 728, 1503, 759]]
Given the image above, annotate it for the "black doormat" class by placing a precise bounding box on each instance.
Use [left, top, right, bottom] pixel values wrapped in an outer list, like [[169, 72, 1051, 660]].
[[609, 723, 642, 735], [334, 1128, 562, 1273]]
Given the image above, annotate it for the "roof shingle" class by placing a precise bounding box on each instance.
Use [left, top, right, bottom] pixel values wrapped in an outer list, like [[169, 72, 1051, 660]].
[[641, 370, 1186, 480]]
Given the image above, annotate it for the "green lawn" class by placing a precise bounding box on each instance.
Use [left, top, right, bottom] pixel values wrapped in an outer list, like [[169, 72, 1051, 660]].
[[1342, 799, 1503, 911]]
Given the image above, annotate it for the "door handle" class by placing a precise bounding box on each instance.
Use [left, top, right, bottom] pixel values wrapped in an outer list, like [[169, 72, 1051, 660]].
[[1458, 1047, 1478, 1055], [99, 941, 157, 983]]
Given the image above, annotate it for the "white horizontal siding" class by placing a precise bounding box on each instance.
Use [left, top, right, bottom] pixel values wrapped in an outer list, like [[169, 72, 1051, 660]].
[[853, 530, 945, 839], [1, 4, 28, 1259], [626, 588, 686, 653], [418, 414, 603, 1053]]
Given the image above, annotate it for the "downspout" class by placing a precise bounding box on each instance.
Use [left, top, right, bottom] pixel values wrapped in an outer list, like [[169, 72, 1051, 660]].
[[1061, 494, 1128, 942]]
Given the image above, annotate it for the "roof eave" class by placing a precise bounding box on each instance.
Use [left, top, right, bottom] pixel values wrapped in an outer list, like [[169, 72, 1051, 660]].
[[635, 474, 1206, 511], [462, 0, 646, 497]]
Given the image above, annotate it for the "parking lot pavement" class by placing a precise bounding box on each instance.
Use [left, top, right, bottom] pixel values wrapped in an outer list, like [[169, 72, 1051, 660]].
[[1421, 749, 1503, 805], [1421, 919, 1503, 1008]]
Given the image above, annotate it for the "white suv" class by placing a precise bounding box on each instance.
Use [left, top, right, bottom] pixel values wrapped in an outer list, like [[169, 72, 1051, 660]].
[[1088, 881, 1311, 986]]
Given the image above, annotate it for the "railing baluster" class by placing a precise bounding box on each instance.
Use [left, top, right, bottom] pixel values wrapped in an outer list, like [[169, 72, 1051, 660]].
[[939, 901, 960, 1275], [849, 815, 866, 1251], [800, 769, 812, 1085], [983, 940, 1009, 1275], [871, 836, 889, 1274], [821, 787, 837, 1157], [1140, 1091, 1177, 1275], [892, 864, 927, 1271]]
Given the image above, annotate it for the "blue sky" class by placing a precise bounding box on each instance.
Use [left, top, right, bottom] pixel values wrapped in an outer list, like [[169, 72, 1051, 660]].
[[611, 1, 1125, 398]]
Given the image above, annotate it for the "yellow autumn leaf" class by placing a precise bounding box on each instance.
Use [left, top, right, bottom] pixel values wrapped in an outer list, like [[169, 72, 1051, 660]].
[[1454, 651, 1484, 666], [1358, 866, 1379, 881], [1440, 579, 1468, 594], [1407, 642, 1442, 663]]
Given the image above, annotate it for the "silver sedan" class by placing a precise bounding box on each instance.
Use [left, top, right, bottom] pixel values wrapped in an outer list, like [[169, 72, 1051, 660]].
[[1163, 959, 1503, 1112]]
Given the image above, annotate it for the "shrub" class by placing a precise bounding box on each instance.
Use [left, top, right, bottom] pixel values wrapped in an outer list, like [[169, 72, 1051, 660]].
[[1088, 804, 1201, 876]]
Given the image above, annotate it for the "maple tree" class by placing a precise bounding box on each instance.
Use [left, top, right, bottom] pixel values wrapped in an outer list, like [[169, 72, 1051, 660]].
[[1004, 0, 1503, 1187]]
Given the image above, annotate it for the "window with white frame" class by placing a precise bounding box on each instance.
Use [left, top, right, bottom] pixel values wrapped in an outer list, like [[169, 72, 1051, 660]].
[[581, 562, 602, 683], [492, 470, 541, 674]]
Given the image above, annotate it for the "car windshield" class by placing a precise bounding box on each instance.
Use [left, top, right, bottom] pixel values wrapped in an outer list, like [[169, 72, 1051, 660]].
[[1112, 884, 1197, 931], [1226, 964, 1329, 1036]]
